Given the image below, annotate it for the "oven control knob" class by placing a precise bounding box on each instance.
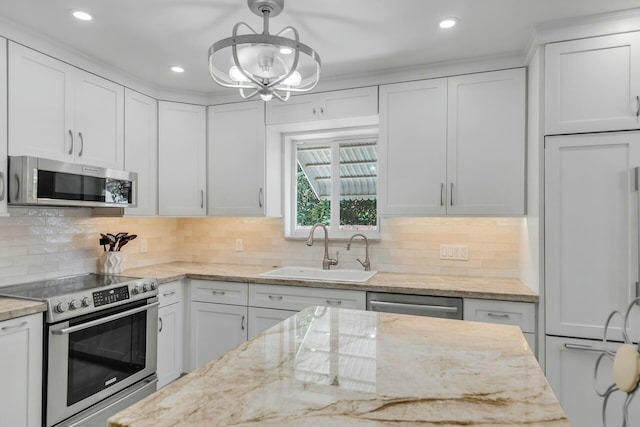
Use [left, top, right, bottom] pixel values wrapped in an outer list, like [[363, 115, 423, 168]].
[[81, 297, 91, 307], [132, 285, 141, 295], [55, 302, 69, 313], [150, 282, 157, 291], [143, 283, 151, 292], [69, 300, 80, 310]]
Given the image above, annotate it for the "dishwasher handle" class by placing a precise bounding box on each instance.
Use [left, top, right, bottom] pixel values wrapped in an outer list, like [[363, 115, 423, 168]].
[[368, 300, 459, 314]]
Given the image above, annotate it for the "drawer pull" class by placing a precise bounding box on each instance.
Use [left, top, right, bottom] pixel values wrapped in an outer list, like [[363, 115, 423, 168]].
[[563, 343, 605, 353], [487, 313, 510, 319], [268, 295, 283, 301], [162, 290, 176, 297], [326, 299, 342, 306], [212, 290, 226, 296], [1, 321, 27, 331]]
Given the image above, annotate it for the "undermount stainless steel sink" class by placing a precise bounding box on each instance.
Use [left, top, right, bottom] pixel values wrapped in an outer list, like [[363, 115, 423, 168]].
[[259, 267, 377, 283]]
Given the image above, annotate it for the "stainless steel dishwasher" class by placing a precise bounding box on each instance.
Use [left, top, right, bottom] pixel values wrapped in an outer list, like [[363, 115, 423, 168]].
[[367, 292, 463, 319]]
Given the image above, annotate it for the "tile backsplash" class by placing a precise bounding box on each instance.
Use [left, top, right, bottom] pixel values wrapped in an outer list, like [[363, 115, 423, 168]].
[[0, 208, 522, 287]]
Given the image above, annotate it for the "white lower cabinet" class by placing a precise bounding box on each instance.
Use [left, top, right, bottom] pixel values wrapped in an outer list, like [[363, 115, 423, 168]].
[[0, 313, 42, 427], [157, 281, 184, 388], [190, 301, 247, 370], [463, 298, 537, 355], [546, 336, 640, 427], [248, 307, 297, 339]]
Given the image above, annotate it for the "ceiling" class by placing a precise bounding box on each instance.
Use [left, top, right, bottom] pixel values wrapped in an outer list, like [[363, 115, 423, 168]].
[[0, 0, 638, 95]]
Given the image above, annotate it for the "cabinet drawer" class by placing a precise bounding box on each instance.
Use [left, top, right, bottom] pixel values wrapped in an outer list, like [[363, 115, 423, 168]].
[[158, 281, 183, 307], [190, 280, 248, 305], [463, 299, 535, 333], [249, 284, 366, 311]]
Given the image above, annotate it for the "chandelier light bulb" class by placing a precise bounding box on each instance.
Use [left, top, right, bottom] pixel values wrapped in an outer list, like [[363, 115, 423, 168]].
[[229, 65, 250, 82], [282, 71, 301, 86]]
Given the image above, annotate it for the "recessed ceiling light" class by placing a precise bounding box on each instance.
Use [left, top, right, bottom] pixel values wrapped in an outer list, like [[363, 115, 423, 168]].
[[72, 10, 93, 21], [439, 18, 458, 29], [170, 66, 185, 73], [280, 47, 293, 55]]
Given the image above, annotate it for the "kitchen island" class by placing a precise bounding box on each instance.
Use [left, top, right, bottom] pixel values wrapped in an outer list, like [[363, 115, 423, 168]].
[[108, 306, 567, 426]]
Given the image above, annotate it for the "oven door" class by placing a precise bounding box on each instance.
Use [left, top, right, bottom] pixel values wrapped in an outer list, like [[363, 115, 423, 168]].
[[46, 298, 158, 427]]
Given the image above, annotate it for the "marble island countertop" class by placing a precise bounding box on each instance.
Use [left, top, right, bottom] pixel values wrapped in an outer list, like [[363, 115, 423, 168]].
[[122, 262, 538, 303], [108, 306, 567, 427]]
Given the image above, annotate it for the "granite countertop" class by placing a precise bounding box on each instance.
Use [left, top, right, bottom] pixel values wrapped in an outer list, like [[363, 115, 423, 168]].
[[122, 262, 538, 302], [108, 306, 566, 426], [0, 297, 47, 322]]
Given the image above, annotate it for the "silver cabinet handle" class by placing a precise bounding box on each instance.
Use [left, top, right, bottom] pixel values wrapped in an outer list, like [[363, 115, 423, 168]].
[[212, 290, 226, 296], [563, 343, 605, 353], [326, 299, 342, 306], [320, 106, 324, 115], [369, 300, 459, 314], [241, 315, 245, 330], [487, 313, 510, 319], [312, 107, 317, 115], [158, 317, 163, 333], [440, 183, 444, 206], [0, 172, 5, 202], [450, 183, 454, 206], [1, 321, 27, 331], [68, 130, 74, 155], [200, 190, 204, 209], [78, 131, 84, 157], [53, 302, 159, 335], [636, 96, 640, 118], [258, 187, 263, 208], [14, 173, 20, 202], [268, 295, 283, 301], [162, 290, 176, 297]]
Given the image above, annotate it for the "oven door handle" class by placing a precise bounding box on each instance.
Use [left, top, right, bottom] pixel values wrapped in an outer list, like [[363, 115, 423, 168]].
[[52, 302, 159, 335]]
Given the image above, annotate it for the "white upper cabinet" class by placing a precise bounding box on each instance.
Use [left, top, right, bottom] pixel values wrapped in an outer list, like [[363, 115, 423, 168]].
[[0, 38, 7, 215], [379, 68, 525, 216], [447, 68, 525, 215], [378, 78, 448, 215], [125, 89, 158, 216], [546, 32, 640, 134], [265, 86, 378, 125], [208, 101, 265, 216], [8, 42, 124, 169], [158, 101, 206, 216]]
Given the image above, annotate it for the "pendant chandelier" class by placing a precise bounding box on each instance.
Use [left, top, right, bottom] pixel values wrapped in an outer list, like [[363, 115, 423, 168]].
[[208, 0, 321, 102]]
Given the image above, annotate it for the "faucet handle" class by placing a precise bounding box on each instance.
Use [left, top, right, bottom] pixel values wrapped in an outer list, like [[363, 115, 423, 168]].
[[356, 258, 365, 268]]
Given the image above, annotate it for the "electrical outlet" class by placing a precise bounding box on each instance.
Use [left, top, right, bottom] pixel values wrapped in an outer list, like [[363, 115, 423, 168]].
[[439, 244, 468, 261], [235, 239, 243, 252], [140, 239, 148, 253]]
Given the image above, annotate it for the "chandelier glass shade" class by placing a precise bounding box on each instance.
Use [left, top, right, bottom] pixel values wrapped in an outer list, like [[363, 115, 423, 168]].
[[208, 0, 321, 102]]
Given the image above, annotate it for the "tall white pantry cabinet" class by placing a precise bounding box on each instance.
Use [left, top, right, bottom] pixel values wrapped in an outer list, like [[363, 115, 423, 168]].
[[544, 30, 640, 427]]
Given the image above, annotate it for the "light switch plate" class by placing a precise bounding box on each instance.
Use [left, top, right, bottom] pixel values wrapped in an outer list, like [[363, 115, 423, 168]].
[[439, 244, 468, 261]]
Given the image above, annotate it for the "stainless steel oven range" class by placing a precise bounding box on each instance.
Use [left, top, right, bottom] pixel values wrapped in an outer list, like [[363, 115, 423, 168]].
[[0, 274, 159, 427]]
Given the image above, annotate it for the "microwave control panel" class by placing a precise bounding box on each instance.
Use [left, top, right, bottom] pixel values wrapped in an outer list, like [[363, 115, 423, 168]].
[[93, 285, 130, 307]]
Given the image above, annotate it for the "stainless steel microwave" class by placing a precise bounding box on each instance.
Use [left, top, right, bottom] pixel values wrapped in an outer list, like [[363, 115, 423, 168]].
[[8, 156, 137, 208]]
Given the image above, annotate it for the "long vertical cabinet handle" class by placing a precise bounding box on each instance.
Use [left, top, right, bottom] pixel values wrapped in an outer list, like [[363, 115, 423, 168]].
[[78, 132, 84, 157], [68, 130, 74, 155], [258, 188, 263, 208], [200, 190, 204, 209], [440, 183, 444, 206], [0, 172, 5, 202], [636, 96, 640, 118], [158, 317, 163, 333], [241, 315, 246, 331], [635, 167, 640, 298], [450, 183, 454, 206]]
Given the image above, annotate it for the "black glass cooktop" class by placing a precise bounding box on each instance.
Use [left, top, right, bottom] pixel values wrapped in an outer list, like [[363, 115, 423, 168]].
[[0, 274, 140, 301]]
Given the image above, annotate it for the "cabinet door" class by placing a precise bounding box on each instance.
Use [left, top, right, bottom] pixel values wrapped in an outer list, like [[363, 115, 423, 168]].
[[318, 86, 378, 120], [0, 314, 42, 427], [158, 102, 206, 216], [447, 68, 525, 215], [248, 307, 296, 339], [0, 38, 7, 215], [125, 89, 158, 216], [8, 42, 74, 162], [190, 302, 247, 370], [265, 93, 318, 124], [546, 32, 640, 134], [208, 101, 265, 216], [73, 70, 124, 169], [545, 336, 640, 427], [157, 302, 183, 388], [545, 132, 640, 340], [378, 79, 447, 215]]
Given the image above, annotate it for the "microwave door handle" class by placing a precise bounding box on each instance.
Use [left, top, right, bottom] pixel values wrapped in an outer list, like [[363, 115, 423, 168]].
[[51, 302, 159, 335]]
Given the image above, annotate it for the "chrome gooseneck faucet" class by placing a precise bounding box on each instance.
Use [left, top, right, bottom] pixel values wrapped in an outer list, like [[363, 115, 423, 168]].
[[346, 233, 371, 271], [306, 223, 339, 270]]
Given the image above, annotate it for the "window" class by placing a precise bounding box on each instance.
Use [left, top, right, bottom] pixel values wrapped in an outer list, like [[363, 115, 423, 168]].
[[287, 132, 378, 237]]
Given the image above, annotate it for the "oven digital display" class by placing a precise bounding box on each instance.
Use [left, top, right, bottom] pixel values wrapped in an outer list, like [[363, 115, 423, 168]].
[[93, 286, 130, 307]]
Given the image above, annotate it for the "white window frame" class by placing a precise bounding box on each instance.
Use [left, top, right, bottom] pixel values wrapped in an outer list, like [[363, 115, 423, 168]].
[[283, 126, 380, 239]]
